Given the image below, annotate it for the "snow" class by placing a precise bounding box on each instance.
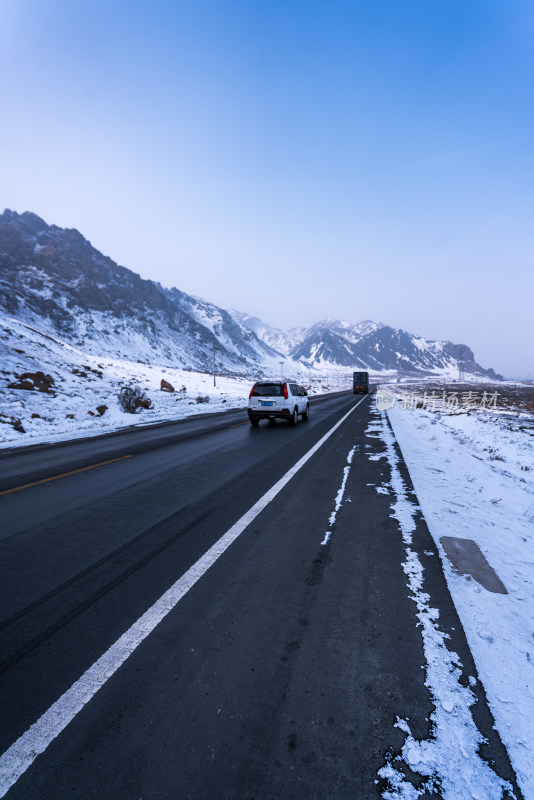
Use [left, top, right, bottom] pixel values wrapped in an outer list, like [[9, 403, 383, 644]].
[[228, 310, 297, 355], [366, 411, 517, 799], [413, 337, 428, 351], [0, 315, 346, 449], [0, 315, 247, 448], [2, 296, 532, 793], [384, 399, 534, 798]]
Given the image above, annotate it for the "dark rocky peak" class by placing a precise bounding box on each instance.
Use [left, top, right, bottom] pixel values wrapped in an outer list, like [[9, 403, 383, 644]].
[[50, 225, 87, 244], [1, 210, 49, 237], [307, 318, 342, 333], [446, 341, 476, 364], [290, 327, 357, 366], [164, 285, 187, 303], [19, 211, 49, 235]]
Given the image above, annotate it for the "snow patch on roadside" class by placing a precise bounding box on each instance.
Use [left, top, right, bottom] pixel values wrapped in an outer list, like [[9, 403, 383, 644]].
[[386, 403, 534, 798], [367, 413, 515, 800]]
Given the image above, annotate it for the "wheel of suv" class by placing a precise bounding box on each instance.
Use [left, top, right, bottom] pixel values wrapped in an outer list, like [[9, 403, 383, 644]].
[[302, 404, 309, 421], [250, 417, 259, 427], [289, 407, 298, 426]]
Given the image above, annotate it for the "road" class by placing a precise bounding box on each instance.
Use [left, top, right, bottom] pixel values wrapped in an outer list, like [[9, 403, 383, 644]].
[[0, 392, 521, 798]]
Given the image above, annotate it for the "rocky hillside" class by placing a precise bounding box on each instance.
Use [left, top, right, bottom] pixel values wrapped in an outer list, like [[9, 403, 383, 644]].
[[0, 210, 280, 374], [0, 209, 502, 380]]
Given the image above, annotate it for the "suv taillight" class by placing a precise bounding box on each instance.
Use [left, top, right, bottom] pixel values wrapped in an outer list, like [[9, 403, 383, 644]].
[[249, 383, 256, 399], [283, 382, 288, 399]]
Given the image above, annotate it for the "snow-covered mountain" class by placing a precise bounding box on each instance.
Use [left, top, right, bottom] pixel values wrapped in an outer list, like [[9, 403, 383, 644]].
[[302, 318, 384, 345], [231, 313, 501, 380], [288, 321, 500, 379], [0, 209, 502, 380], [0, 210, 282, 374], [228, 310, 296, 356], [226, 315, 385, 357]]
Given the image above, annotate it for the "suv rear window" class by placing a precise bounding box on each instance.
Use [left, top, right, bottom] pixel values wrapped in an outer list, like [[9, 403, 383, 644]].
[[251, 383, 284, 397]]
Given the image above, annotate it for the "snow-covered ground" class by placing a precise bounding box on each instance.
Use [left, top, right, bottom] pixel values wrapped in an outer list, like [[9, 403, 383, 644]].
[[382, 397, 534, 798], [2, 310, 532, 793], [0, 315, 352, 449]]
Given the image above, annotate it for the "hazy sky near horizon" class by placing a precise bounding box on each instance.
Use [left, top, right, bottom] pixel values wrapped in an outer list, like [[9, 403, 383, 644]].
[[1, 0, 532, 377]]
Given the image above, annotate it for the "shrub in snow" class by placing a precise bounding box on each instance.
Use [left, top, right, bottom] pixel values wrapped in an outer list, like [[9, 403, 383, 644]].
[[196, 395, 209, 404], [118, 383, 151, 414]]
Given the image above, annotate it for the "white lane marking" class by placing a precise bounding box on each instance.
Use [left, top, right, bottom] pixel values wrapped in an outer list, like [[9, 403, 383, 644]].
[[321, 444, 357, 546], [0, 395, 369, 797]]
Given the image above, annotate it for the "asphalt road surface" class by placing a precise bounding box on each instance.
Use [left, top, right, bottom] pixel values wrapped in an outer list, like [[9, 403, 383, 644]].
[[0, 392, 521, 799]]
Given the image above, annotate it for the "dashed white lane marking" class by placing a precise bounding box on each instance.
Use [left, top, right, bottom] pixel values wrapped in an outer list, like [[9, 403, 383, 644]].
[[321, 444, 357, 546], [0, 395, 369, 797]]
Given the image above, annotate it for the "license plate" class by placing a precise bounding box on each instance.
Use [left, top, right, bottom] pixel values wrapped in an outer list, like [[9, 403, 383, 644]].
[[261, 401, 274, 407]]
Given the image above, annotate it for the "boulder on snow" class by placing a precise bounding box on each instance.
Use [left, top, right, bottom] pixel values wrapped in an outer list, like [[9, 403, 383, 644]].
[[96, 405, 108, 416], [9, 378, 35, 391], [160, 378, 174, 392], [135, 397, 152, 410], [8, 371, 55, 393]]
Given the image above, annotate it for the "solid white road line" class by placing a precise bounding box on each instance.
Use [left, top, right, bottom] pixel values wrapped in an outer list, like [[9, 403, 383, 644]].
[[0, 394, 368, 797]]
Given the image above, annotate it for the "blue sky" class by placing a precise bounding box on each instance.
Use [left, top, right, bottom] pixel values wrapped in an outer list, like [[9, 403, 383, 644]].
[[1, 0, 532, 376]]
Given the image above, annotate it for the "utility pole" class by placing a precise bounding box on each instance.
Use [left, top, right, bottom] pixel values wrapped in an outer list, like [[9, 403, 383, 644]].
[[280, 361, 284, 380], [458, 346, 465, 384], [212, 344, 217, 387]]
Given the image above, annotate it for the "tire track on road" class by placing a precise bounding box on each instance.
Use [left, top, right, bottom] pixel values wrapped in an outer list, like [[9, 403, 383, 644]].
[[0, 506, 213, 676]]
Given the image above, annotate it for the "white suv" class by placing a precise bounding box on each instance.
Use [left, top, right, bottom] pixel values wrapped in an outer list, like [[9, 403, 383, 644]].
[[247, 381, 309, 426]]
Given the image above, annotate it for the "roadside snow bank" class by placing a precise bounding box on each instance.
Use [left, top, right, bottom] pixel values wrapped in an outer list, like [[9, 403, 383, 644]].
[[387, 404, 534, 798], [0, 356, 251, 450], [367, 413, 515, 799]]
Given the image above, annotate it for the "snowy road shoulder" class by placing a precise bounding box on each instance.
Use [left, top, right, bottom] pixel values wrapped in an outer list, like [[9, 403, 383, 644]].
[[384, 403, 534, 799], [365, 410, 518, 799]]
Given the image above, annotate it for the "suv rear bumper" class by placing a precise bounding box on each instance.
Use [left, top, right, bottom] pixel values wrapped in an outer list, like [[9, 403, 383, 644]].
[[248, 409, 291, 422]]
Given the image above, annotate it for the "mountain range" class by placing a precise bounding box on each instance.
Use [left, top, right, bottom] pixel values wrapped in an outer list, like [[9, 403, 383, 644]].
[[0, 210, 502, 380]]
